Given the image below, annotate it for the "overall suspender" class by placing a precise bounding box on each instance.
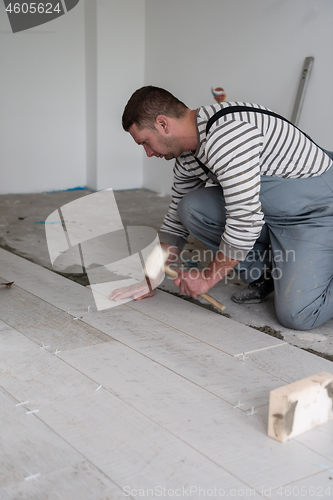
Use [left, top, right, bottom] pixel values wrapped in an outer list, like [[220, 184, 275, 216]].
[[194, 106, 322, 182]]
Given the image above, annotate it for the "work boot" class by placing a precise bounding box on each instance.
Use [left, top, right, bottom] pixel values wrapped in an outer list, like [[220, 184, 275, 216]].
[[231, 271, 274, 304]]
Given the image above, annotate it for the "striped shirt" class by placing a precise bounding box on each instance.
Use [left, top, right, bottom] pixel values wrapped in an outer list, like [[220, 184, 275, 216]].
[[159, 102, 332, 260]]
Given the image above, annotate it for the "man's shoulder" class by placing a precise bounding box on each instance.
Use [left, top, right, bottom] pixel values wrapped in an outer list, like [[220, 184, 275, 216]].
[[197, 102, 268, 120]]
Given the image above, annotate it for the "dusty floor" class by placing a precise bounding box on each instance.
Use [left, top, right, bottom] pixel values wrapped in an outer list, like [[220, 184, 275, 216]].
[[0, 187, 332, 360]]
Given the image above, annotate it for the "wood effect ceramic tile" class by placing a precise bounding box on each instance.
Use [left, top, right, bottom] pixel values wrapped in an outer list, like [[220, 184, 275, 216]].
[[0, 249, 93, 311], [1, 250, 333, 493], [0, 252, 284, 410], [58, 340, 235, 428], [38, 390, 253, 495], [0, 252, 284, 411], [0, 249, 285, 357], [73, 304, 289, 411], [0, 318, 15, 332], [294, 419, 333, 463], [127, 290, 286, 356], [251, 404, 270, 426], [174, 407, 333, 492], [270, 471, 333, 500], [0, 460, 124, 500], [244, 343, 333, 384], [58, 342, 333, 492], [0, 327, 100, 406], [81, 308, 285, 411], [0, 279, 114, 351], [0, 387, 82, 490]]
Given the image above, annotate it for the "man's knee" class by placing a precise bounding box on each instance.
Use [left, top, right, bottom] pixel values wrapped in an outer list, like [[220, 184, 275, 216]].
[[275, 302, 316, 331], [177, 195, 190, 223]]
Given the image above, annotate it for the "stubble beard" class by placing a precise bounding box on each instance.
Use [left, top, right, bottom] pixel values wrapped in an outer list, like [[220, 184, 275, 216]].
[[162, 136, 184, 160]]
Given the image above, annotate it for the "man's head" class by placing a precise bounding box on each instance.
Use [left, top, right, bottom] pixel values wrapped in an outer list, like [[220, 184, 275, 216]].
[[122, 86, 197, 161], [122, 86, 187, 132]]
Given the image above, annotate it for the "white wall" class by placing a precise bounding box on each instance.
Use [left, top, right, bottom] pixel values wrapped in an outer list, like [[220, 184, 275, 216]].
[[85, 0, 97, 190], [94, 0, 145, 191], [0, 0, 145, 194], [143, 0, 333, 195], [2, 0, 332, 195], [0, 1, 86, 194]]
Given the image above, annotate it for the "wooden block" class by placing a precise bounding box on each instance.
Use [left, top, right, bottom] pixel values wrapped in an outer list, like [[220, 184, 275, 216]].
[[268, 372, 333, 443]]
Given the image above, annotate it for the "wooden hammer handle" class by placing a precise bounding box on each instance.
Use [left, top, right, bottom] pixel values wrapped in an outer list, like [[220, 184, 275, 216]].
[[199, 292, 226, 312], [164, 265, 226, 312]]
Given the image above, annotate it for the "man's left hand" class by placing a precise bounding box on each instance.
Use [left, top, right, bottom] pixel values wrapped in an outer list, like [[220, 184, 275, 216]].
[[173, 269, 212, 298], [172, 251, 240, 298]]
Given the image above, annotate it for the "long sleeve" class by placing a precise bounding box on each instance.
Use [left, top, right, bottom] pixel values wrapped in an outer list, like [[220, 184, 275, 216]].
[[206, 119, 265, 261], [159, 153, 207, 250]]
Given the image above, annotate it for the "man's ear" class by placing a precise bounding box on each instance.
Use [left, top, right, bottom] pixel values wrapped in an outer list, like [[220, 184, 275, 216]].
[[155, 115, 170, 134]]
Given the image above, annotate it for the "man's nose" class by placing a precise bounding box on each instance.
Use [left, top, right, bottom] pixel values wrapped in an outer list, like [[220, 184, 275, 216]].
[[144, 145, 155, 157]]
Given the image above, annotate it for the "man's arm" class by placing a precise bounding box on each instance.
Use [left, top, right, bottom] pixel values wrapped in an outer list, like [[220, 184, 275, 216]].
[[205, 120, 264, 260], [159, 154, 207, 251], [173, 250, 239, 298]]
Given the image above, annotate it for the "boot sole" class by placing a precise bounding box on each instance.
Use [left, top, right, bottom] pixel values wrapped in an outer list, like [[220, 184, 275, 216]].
[[231, 297, 267, 304], [231, 292, 273, 305]]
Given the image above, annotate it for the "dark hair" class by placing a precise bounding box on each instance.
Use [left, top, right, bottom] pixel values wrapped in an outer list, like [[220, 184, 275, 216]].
[[122, 86, 188, 131]]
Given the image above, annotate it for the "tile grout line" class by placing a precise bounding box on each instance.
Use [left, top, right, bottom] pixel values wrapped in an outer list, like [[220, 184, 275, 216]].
[[20, 348, 333, 496], [0, 250, 286, 357], [25, 365, 268, 497], [0, 271, 301, 400], [0, 264, 285, 366], [2, 329, 282, 492], [2, 252, 333, 488], [0, 386, 135, 498], [270, 468, 333, 494], [3, 331, 332, 494], [56, 343, 259, 413], [1, 370, 263, 495], [1, 251, 332, 362], [1, 267, 327, 404], [0, 302, 271, 416], [233, 343, 289, 357], [125, 302, 285, 358]]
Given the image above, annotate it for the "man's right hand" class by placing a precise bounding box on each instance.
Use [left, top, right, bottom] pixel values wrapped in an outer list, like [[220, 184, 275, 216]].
[[108, 243, 180, 302], [109, 279, 155, 301]]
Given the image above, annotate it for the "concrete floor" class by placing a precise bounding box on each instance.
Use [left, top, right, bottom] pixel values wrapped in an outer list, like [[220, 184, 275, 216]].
[[0, 187, 332, 360]]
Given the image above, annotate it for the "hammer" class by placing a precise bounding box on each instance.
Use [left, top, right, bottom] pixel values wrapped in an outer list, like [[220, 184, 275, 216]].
[[144, 246, 226, 312]]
